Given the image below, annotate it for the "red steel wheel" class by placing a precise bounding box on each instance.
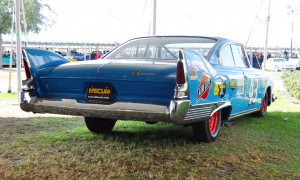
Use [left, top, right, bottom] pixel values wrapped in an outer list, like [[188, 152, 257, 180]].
[[254, 92, 268, 117], [261, 95, 267, 114], [209, 111, 219, 136], [192, 110, 221, 142]]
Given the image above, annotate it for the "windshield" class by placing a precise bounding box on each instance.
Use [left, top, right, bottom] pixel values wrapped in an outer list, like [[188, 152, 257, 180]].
[[105, 37, 217, 61]]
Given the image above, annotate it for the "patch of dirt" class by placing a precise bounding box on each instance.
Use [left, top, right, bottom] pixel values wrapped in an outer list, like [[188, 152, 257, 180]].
[[0, 99, 70, 126], [278, 90, 300, 106], [272, 74, 300, 107]]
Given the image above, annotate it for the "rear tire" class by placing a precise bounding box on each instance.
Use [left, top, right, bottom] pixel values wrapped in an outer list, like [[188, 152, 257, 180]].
[[192, 111, 221, 142], [84, 117, 116, 133]]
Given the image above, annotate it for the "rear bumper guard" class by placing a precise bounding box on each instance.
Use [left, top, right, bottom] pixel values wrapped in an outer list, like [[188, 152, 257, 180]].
[[20, 91, 195, 124]]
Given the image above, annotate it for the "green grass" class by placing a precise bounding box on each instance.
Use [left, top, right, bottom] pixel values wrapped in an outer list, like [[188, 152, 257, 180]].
[[0, 92, 17, 99], [0, 94, 299, 179]]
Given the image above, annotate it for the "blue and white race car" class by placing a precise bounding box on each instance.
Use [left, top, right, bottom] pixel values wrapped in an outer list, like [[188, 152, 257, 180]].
[[20, 36, 275, 142]]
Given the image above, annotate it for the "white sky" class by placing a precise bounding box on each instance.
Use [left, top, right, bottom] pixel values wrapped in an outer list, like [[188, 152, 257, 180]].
[[5, 0, 300, 48]]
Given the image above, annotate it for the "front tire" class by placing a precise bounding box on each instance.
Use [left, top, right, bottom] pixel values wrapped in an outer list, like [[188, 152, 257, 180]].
[[84, 117, 116, 133], [192, 111, 221, 142], [255, 92, 268, 117]]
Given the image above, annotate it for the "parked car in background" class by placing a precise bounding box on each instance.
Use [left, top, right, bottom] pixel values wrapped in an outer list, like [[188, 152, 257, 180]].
[[64, 50, 84, 62], [72, 52, 85, 61], [262, 57, 296, 71], [54, 51, 66, 56], [1, 52, 16, 67], [90, 50, 103, 60], [20, 36, 275, 142], [289, 52, 300, 70]]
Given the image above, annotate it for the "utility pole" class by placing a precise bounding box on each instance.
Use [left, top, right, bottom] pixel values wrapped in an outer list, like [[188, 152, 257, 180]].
[[153, 0, 156, 35], [8, 6, 15, 93], [263, 0, 271, 70], [15, 0, 22, 103], [289, 7, 294, 59]]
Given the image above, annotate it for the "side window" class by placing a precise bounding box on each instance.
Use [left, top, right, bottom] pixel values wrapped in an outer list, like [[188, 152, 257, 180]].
[[137, 44, 147, 57], [160, 47, 176, 59], [184, 50, 215, 75], [231, 45, 248, 68], [220, 45, 235, 67], [114, 45, 137, 58], [144, 45, 157, 58]]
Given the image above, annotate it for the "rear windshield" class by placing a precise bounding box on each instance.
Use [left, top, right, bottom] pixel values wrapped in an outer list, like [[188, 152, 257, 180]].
[[105, 37, 217, 60]]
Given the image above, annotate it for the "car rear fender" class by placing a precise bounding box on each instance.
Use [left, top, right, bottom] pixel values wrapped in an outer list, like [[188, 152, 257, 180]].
[[22, 48, 70, 96]]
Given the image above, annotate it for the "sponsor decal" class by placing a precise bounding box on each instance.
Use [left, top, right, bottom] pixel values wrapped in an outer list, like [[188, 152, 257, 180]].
[[197, 74, 212, 101], [87, 87, 111, 100], [237, 79, 244, 95], [229, 79, 237, 89], [261, 80, 267, 87], [248, 78, 259, 105], [190, 67, 198, 80], [214, 83, 226, 98]]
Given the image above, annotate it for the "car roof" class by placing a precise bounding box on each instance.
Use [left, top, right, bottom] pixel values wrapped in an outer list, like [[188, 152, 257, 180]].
[[123, 35, 232, 44]]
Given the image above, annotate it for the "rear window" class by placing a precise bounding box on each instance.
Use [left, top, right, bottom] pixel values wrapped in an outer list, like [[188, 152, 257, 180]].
[[105, 37, 217, 60]]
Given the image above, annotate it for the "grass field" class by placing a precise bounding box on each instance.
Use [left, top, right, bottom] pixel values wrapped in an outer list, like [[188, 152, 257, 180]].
[[0, 92, 17, 99], [0, 92, 299, 179]]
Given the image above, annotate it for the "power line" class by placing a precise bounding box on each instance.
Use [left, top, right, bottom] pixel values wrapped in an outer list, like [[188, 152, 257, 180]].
[[245, 0, 264, 47]]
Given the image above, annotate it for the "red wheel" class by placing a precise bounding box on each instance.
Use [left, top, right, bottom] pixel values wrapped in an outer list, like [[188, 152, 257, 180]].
[[192, 111, 221, 142], [209, 111, 219, 136], [254, 92, 268, 117], [261, 95, 267, 113]]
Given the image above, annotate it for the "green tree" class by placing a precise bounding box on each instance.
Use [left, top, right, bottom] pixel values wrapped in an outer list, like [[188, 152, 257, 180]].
[[0, 0, 54, 67]]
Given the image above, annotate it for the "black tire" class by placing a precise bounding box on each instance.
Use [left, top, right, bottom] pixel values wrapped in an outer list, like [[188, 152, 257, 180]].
[[84, 117, 116, 133], [254, 92, 268, 117], [192, 111, 221, 142]]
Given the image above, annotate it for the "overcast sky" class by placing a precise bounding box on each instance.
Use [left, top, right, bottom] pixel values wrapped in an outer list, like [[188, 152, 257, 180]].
[[4, 0, 300, 48]]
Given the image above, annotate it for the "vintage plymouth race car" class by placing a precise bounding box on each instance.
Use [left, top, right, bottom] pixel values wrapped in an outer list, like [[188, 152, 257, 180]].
[[20, 36, 275, 142]]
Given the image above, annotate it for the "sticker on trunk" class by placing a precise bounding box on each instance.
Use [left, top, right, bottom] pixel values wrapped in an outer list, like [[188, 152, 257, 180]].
[[87, 87, 112, 101]]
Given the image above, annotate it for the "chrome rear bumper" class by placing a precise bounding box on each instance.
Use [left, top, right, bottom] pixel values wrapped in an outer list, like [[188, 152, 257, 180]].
[[20, 91, 196, 124], [20, 91, 230, 125]]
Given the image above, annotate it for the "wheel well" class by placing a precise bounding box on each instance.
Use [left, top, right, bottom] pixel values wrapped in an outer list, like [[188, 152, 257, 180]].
[[220, 106, 232, 121], [267, 86, 272, 106]]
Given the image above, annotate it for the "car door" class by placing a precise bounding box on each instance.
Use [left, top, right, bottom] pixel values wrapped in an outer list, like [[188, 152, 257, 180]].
[[217, 44, 251, 115], [230, 44, 260, 111]]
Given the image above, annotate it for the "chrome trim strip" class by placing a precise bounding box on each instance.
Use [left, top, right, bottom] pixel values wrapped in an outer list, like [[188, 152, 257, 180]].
[[229, 108, 259, 120], [184, 106, 212, 121], [182, 101, 232, 123], [210, 101, 231, 117]]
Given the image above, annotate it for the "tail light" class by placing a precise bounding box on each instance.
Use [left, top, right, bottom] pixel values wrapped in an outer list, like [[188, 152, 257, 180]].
[[176, 61, 185, 84], [174, 50, 188, 99], [22, 50, 31, 79], [21, 50, 35, 92]]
